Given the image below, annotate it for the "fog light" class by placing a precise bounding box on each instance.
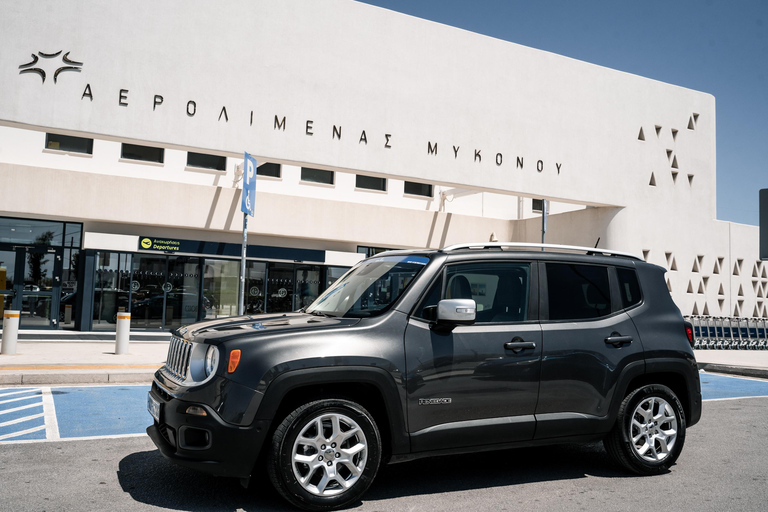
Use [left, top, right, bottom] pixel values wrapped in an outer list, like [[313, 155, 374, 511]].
[[186, 406, 208, 417]]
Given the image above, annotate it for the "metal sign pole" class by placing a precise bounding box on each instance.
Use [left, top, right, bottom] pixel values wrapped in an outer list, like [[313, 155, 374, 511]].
[[239, 152, 258, 316], [239, 212, 247, 316], [541, 199, 547, 249]]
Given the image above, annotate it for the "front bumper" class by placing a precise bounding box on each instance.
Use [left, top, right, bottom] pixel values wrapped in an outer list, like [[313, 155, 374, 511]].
[[146, 382, 270, 479]]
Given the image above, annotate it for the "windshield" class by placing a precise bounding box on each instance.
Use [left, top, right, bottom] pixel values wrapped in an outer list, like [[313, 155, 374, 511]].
[[306, 255, 430, 318]]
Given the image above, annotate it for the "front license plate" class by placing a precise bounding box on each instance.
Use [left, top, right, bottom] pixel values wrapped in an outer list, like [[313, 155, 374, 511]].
[[147, 392, 161, 423]]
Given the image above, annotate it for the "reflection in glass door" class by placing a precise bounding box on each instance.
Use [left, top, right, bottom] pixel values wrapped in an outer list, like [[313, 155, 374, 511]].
[[130, 254, 201, 330], [203, 259, 239, 320], [20, 246, 61, 328], [0, 245, 62, 329], [165, 256, 201, 330], [294, 265, 321, 311], [267, 262, 294, 313], [92, 252, 132, 330], [0, 249, 16, 329], [131, 256, 167, 329]]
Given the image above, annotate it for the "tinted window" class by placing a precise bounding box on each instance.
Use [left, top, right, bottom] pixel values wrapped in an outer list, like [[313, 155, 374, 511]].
[[121, 143, 164, 163], [356, 175, 387, 191], [45, 133, 93, 154], [301, 167, 334, 185], [415, 262, 530, 323], [257, 162, 281, 178], [404, 181, 432, 197], [187, 152, 226, 171], [547, 263, 611, 320], [617, 267, 642, 309]]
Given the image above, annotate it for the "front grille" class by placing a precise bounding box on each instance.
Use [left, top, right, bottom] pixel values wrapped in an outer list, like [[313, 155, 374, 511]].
[[164, 336, 192, 382]]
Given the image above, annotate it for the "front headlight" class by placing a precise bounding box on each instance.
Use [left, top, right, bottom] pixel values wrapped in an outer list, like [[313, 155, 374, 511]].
[[204, 345, 219, 378], [164, 338, 220, 385]]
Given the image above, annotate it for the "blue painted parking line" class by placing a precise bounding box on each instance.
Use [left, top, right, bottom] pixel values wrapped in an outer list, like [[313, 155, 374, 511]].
[[700, 372, 768, 401], [52, 385, 152, 438]]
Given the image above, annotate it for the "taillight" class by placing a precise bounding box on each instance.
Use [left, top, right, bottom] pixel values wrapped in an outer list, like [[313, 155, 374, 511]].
[[684, 322, 694, 348]]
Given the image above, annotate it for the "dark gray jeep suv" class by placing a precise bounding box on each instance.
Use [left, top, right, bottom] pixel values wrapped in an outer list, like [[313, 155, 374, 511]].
[[147, 243, 701, 511]]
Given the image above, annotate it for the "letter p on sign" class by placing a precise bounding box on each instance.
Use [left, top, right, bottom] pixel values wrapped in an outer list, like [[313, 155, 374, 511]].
[[241, 152, 258, 216]]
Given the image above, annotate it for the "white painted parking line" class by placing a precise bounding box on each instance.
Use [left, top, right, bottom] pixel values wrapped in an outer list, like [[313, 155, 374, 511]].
[[0, 432, 147, 445], [0, 389, 40, 398], [0, 402, 42, 416], [0, 424, 46, 441], [41, 387, 60, 440], [0, 412, 44, 428], [0, 394, 41, 405]]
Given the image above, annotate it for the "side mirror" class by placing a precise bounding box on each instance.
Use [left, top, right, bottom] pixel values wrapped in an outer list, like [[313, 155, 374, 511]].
[[436, 298, 476, 326]]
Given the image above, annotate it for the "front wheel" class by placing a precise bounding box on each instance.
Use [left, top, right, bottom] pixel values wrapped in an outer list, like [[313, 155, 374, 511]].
[[268, 399, 381, 511], [604, 384, 687, 475]]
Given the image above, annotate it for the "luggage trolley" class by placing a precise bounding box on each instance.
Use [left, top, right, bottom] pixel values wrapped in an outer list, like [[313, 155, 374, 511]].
[[758, 318, 768, 350], [747, 318, 759, 350]]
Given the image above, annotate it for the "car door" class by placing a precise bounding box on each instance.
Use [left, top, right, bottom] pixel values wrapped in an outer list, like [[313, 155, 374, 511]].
[[535, 262, 644, 438], [404, 260, 542, 452]]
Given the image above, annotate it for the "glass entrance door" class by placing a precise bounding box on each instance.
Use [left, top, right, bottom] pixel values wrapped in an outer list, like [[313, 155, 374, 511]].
[[0, 244, 62, 329], [130, 254, 201, 330], [0, 249, 17, 328]]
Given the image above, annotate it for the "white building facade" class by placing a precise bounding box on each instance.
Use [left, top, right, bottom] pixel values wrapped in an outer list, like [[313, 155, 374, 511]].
[[0, 0, 764, 331]]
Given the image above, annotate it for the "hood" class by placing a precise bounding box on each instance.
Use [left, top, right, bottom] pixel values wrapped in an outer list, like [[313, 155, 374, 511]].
[[175, 312, 361, 343]]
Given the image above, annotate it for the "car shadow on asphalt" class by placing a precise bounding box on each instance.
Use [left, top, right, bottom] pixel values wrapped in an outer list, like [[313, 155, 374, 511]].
[[117, 443, 639, 511]]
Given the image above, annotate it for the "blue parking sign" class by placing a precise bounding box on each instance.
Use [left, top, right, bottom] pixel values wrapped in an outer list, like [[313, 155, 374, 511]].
[[241, 152, 257, 216]]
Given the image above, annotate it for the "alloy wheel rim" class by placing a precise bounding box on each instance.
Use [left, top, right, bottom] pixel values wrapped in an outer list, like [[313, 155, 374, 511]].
[[291, 412, 368, 496], [630, 396, 678, 462]]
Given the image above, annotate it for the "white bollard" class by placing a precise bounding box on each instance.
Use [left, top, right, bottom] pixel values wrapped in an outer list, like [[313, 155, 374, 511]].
[[1, 310, 21, 355], [115, 311, 131, 355]]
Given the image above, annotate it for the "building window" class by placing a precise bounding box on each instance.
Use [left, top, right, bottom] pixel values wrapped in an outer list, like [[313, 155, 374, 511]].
[[357, 246, 395, 258], [301, 167, 334, 185], [187, 152, 226, 171], [45, 133, 93, 154], [532, 199, 549, 213], [404, 181, 433, 197], [257, 162, 281, 178], [356, 175, 387, 191], [121, 143, 164, 164]]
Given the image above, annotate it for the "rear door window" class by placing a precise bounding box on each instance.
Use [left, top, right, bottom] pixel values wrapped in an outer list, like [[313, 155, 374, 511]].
[[546, 263, 611, 320]]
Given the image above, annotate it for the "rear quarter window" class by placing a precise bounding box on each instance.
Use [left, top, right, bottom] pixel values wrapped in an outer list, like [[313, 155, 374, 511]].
[[616, 267, 642, 309]]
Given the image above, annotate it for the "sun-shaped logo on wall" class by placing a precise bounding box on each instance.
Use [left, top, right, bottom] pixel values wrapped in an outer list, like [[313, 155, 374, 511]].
[[18, 51, 83, 84]]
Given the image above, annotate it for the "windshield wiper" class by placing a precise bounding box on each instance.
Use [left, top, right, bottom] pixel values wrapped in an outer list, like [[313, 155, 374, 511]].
[[308, 310, 336, 318]]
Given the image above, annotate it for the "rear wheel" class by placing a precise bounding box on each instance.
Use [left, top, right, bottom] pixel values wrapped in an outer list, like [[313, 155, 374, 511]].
[[268, 398, 381, 511], [604, 384, 686, 475]]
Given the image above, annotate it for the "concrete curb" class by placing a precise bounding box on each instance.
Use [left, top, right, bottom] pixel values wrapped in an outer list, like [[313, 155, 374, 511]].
[[698, 363, 768, 380], [0, 370, 157, 386]]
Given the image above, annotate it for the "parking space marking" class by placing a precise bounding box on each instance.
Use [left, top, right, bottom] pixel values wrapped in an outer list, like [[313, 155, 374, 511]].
[[42, 387, 60, 440], [0, 388, 45, 442], [700, 372, 768, 401]]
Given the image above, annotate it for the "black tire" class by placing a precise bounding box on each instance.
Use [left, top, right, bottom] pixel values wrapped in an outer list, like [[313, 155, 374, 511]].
[[268, 399, 381, 511], [604, 384, 686, 475]]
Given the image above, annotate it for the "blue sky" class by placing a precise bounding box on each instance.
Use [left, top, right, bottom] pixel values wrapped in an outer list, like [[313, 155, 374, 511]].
[[358, 0, 767, 227]]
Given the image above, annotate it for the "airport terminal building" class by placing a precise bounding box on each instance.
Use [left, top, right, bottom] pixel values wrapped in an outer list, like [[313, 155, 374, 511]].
[[0, 0, 764, 332]]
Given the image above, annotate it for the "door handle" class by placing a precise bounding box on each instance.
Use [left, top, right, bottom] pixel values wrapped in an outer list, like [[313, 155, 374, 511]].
[[504, 337, 536, 353], [605, 332, 633, 347]]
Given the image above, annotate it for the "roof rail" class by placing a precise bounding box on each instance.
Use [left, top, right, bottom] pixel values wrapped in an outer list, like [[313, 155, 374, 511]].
[[440, 242, 642, 260]]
